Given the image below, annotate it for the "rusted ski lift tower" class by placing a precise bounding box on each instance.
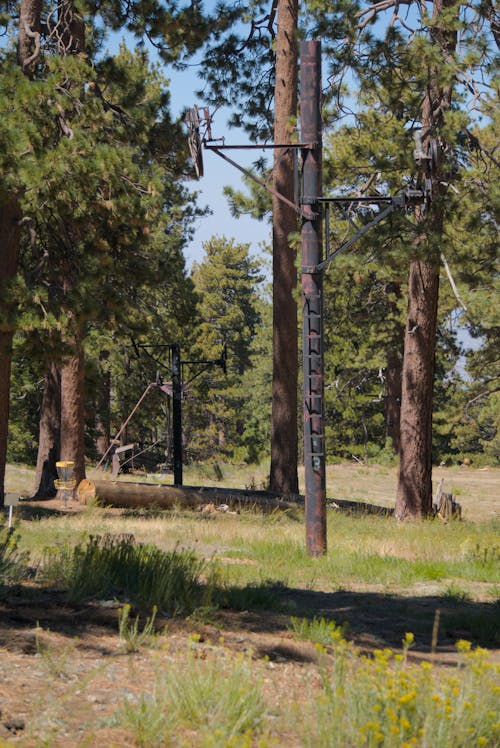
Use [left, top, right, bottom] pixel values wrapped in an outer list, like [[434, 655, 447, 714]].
[[186, 39, 429, 556], [300, 41, 326, 555], [134, 342, 227, 486]]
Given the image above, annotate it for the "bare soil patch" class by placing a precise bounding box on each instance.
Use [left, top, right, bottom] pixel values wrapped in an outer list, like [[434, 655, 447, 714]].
[[1, 510, 499, 745], [1, 466, 498, 745]]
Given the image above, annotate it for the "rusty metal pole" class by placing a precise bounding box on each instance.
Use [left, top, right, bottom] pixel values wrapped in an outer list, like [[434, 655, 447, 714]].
[[300, 40, 326, 555]]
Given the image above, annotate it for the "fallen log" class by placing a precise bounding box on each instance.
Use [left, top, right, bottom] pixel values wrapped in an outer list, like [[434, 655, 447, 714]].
[[77, 479, 303, 511]]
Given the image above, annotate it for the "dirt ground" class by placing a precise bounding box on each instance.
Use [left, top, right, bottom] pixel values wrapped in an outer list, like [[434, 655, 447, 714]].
[[2, 584, 498, 747], [0, 530, 498, 746], [1, 492, 499, 746]]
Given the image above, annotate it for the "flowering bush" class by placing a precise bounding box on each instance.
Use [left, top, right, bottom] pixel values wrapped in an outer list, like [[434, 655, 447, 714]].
[[303, 635, 500, 747]]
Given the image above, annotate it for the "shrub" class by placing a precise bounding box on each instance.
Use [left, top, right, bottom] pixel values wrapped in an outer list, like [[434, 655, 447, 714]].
[[301, 637, 500, 748], [42, 534, 207, 613], [114, 653, 265, 745], [0, 521, 29, 586]]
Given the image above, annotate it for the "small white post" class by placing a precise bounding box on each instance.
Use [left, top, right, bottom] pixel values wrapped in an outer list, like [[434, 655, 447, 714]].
[[5, 494, 19, 528]]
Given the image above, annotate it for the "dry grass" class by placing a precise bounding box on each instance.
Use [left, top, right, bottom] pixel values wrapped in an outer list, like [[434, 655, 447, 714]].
[[6, 460, 498, 520], [1, 462, 498, 746]]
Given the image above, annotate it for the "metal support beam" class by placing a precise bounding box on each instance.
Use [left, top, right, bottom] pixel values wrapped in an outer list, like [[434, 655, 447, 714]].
[[300, 40, 326, 556]]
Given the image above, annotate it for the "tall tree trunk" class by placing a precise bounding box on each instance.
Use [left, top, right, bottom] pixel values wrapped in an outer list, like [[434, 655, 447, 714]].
[[396, 256, 440, 517], [60, 325, 86, 484], [385, 349, 402, 453], [33, 362, 60, 498], [0, 198, 22, 505], [269, 0, 299, 495], [395, 0, 456, 518], [0, 0, 42, 504], [56, 1, 87, 487]]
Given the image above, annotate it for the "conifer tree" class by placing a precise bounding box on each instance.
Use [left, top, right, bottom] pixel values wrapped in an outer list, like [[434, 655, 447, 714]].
[[312, 0, 498, 516], [0, 0, 36, 504], [190, 236, 264, 460], [0, 0, 225, 497], [200, 1, 301, 494]]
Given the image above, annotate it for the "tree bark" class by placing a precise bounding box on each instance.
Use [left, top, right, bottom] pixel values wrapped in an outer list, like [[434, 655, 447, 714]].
[[60, 325, 86, 484], [56, 1, 87, 487], [79, 479, 301, 511], [33, 362, 60, 498], [395, 0, 456, 518], [385, 348, 402, 454], [0, 198, 22, 506], [384, 282, 403, 453], [395, 258, 440, 518], [17, 0, 42, 77], [269, 0, 299, 495]]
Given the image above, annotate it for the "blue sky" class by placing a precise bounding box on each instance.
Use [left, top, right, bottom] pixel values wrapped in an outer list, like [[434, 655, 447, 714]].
[[101, 20, 272, 272], [166, 63, 272, 270]]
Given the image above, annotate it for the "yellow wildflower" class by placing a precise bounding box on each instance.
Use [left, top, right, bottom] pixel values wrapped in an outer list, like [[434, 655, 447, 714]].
[[399, 690, 416, 705]]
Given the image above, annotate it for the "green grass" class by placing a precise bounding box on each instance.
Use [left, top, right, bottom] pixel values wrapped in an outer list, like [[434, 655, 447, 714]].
[[0, 520, 30, 587], [298, 640, 500, 748], [113, 653, 266, 746], [41, 534, 209, 613], [118, 603, 160, 652], [3, 463, 500, 747], [110, 635, 500, 748], [16, 504, 499, 599], [289, 615, 348, 647]]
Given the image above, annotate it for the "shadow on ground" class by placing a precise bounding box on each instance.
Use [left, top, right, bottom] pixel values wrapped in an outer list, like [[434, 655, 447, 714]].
[[0, 579, 497, 665]]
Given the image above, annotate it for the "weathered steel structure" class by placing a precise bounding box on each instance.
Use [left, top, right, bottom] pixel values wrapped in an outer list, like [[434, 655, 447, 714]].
[[299, 41, 326, 555], [186, 40, 429, 555]]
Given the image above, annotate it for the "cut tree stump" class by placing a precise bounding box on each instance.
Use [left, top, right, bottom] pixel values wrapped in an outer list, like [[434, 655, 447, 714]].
[[433, 478, 462, 520]]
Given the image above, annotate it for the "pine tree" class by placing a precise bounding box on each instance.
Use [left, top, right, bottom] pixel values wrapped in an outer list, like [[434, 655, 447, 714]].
[[308, 0, 498, 516], [199, 1, 300, 493], [190, 236, 264, 461], [269, 0, 300, 495], [0, 0, 231, 500]]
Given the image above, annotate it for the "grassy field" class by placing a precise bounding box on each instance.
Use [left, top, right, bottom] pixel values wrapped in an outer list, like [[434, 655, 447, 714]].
[[6, 460, 499, 519], [1, 461, 499, 746]]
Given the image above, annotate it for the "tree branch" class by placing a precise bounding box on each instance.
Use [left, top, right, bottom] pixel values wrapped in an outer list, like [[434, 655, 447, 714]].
[[440, 252, 467, 311]]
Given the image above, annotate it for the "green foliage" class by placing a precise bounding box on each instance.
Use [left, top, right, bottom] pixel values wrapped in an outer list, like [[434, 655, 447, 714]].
[[199, 2, 277, 141], [188, 237, 266, 462], [41, 534, 207, 613], [289, 616, 348, 647], [302, 640, 500, 747], [2, 0, 498, 472], [322, 255, 405, 459], [118, 603, 159, 652], [5, 338, 41, 464], [1, 31, 201, 463], [114, 653, 266, 745], [0, 521, 30, 586]]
